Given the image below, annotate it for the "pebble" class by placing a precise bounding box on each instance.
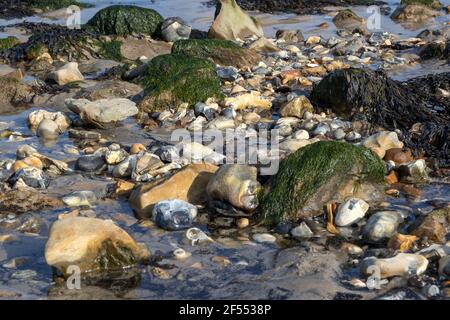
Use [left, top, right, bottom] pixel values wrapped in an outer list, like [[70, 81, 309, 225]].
[[62, 191, 97, 207], [130, 143, 146, 155], [37, 119, 59, 140], [335, 198, 369, 227], [236, 218, 249, 229], [252, 233, 276, 243], [75, 155, 105, 172]]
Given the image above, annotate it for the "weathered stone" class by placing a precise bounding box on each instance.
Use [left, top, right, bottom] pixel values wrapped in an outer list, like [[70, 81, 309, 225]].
[[207, 164, 261, 212], [279, 96, 314, 118], [129, 164, 218, 219], [361, 253, 428, 279], [363, 131, 404, 158], [48, 62, 84, 86], [391, 4, 440, 22], [208, 0, 264, 40], [45, 217, 150, 276], [363, 211, 404, 243], [224, 91, 272, 110], [161, 17, 192, 42], [335, 198, 369, 227]]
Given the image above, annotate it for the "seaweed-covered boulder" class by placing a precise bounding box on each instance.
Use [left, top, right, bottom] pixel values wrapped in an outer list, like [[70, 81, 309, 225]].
[[137, 54, 223, 112], [400, 0, 442, 9], [260, 141, 385, 226], [85, 5, 163, 37], [208, 0, 264, 40], [0, 23, 111, 63], [311, 68, 450, 164], [45, 217, 150, 277], [171, 39, 261, 68]]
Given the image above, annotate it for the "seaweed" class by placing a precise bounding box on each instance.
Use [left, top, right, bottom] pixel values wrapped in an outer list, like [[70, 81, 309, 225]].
[[259, 141, 385, 226], [137, 54, 223, 112]]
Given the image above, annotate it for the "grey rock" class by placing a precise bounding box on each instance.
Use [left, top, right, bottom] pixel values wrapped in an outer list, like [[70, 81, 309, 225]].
[[152, 199, 197, 231], [161, 17, 191, 42]]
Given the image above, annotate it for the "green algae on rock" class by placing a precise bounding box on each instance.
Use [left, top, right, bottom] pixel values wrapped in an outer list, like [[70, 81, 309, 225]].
[[85, 5, 164, 37], [260, 141, 385, 226], [137, 54, 223, 112], [97, 39, 123, 62], [171, 39, 261, 68], [0, 37, 20, 51]]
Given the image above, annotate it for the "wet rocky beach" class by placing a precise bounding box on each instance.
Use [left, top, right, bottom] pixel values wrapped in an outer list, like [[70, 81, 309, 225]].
[[0, 0, 449, 300]]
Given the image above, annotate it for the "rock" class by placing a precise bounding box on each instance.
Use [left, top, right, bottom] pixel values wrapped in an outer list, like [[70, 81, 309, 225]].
[[12, 156, 43, 172], [152, 199, 197, 230], [129, 164, 218, 219], [401, 0, 443, 10], [248, 37, 280, 53], [419, 41, 448, 60], [75, 155, 105, 172], [293, 130, 310, 140], [391, 4, 440, 22], [361, 253, 428, 279], [237, 218, 249, 228], [275, 30, 304, 43], [0, 188, 62, 214], [335, 198, 369, 227], [279, 138, 317, 154], [86, 5, 163, 37], [291, 222, 314, 239], [181, 142, 216, 162], [363, 131, 404, 158], [310, 68, 449, 162], [341, 242, 364, 255], [280, 96, 314, 118], [45, 217, 150, 276], [28, 110, 70, 132], [8, 167, 49, 189], [252, 233, 276, 243], [388, 233, 418, 252], [66, 98, 138, 128], [333, 9, 367, 34], [130, 143, 146, 155], [384, 148, 414, 165], [438, 255, 450, 278], [260, 141, 385, 225], [207, 164, 261, 212], [412, 208, 450, 243], [397, 159, 428, 182], [172, 39, 260, 69], [224, 91, 272, 110], [363, 211, 404, 243], [48, 62, 84, 86], [0, 77, 34, 113], [113, 156, 137, 178], [74, 80, 143, 101], [36, 119, 59, 140], [105, 147, 128, 165], [138, 54, 222, 112], [208, 0, 264, 41], [62, 191, 97, 207], [161, 17, 191, 42]]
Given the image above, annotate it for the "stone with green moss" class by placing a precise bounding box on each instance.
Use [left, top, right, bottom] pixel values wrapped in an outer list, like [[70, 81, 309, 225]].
[[97, 39, 123, 62], [259, 141, 386, 226], [400, 0, 442, 9], [138, 54, 223, 112], [171, 39, 260, 68], [85, 5, 164, 37], [0, 37, 20, 50]]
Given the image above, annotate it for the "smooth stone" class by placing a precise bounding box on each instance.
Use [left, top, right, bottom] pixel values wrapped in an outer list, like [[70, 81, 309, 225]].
[[252, 233, 276, 243], [279, 96, 314, 118], [36, 119, 60, 140], [335, 198, 369, 227], [45, 217, 150, 276], [48, 62, 84, 86], [62, 191, 97, 207], [161, 17, 191, 42], [363, 131, 404, 158], [75, 155, 105, 172], [152, 199, 197, 231], [8, 167, 49, 189], [360, 253, 429, 279], [363, 211, 404, 243], [293, 129, 310, 140], [291, 222, 314, 239]]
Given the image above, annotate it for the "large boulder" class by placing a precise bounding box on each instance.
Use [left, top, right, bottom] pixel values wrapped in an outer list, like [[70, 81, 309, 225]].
[[129, 164, 218, 219], [310, 68, 450, 164], [260, 141, 385, 226], [171, 39, 260, 69], [137, 54, 223, 112], [391, 4, 440, 22], [85, 5, 164, 37], [332, 9, 367, 34], [45, 217, 150, 277], [207, 164, 261, 212], [66, 98, 138, 128], [208, 0, 264, 40]]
